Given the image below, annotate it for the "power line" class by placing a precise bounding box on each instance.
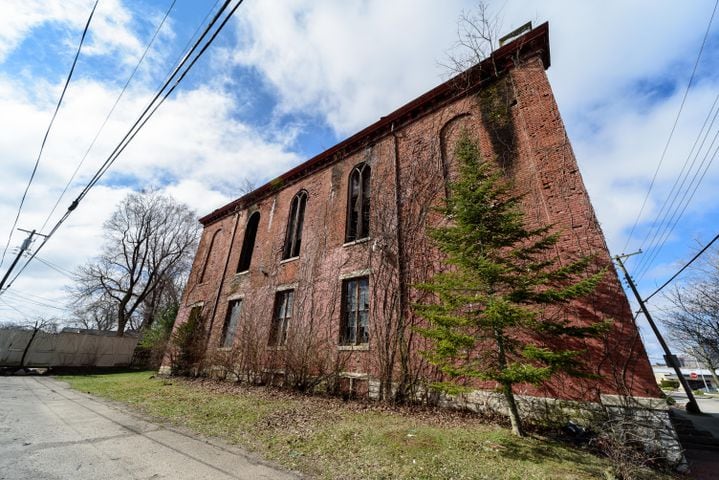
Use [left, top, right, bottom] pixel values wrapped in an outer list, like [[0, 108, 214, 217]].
[[632, 95, 719, 265], [634, 130, 719, 281], [10, 247, 76, 279], [632, 95, 719, 278], [643, 232, 719, 303], [0, 0, 99, 269], [1, 0, 244, 293], [79, 0, 241, 199], [1, 290, 68, 311], [32, 256, 77, 280], [1, 286, 68, 305], [40, 0, 178, 233], [0, 298, 33, 317], [622, 0, 719, 254]]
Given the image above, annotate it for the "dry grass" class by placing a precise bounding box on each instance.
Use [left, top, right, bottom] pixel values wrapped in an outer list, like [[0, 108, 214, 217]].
[[58, 372, 675, 480]]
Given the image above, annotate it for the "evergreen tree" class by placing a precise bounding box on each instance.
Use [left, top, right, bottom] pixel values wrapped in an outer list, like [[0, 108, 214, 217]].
[[415, 133, 610, 436]]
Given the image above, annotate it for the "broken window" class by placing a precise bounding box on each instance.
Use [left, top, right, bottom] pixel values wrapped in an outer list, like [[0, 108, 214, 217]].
[[345, 163, 371, 242], [221, 299, 242, 348], [282, 190, 308, 259], [237, 211, 260, 273], [269, 289, 293, 346], [188, 305, 203, 325], [198, 229, 221, 283], [340, 276, 369, 345]]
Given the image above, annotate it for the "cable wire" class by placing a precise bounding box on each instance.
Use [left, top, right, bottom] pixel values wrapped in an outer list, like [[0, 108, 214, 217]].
[[0, 0, 99, 269], [1, 0, 244, 293], [40, 0, 177, 233], [631, 94, 719, 277], [644, 232, 719, 302], [622, 0, 719, 254], [635, 138, 719, 281]]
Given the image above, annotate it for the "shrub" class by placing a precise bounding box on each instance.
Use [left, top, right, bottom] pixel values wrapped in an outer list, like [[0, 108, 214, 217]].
[[658, 379, 679, 390], [138, 304, 178, 368], [169, 309, 207, 376]]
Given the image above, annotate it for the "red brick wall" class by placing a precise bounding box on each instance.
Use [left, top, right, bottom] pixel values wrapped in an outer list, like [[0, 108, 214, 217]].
[[165, 51, 660, 402]]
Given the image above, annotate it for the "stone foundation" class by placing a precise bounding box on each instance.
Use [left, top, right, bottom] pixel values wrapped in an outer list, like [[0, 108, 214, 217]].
[[427, 387, 684, 466]]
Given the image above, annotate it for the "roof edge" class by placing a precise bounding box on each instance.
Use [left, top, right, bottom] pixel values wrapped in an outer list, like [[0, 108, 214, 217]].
[[200, 21, 550, 226]]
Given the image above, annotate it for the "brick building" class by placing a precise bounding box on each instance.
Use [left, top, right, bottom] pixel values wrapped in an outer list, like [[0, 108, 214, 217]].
[[164, 24, 663, 411]]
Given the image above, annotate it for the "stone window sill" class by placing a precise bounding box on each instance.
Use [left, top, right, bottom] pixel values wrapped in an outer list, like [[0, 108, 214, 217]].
[[338, 344, 369, 351], [279, 256, 299, 265], [343, 237, 371, 248]]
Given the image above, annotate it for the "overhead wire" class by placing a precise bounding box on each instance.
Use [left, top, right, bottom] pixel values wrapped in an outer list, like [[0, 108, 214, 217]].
[[0, 0, 99, 270], [0, 298, 34, 317], [79, 0, 240, 199], [8, 248, 77, 279], [635, 137, 719, 281], [40, 0, 178, 233], [621, 0, 719, 255], [32, 256, 77, 280], [3, 0, 217, 302], [2, 0, 244, 293], [1, 286, 69, 305], [631, 94, 719, 277], [1, 290, 68, 311], [643, 231, 719, 303]]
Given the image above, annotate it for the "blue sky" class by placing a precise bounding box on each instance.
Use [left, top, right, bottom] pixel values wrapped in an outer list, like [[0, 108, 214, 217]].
[[1, 0, 718, 364]]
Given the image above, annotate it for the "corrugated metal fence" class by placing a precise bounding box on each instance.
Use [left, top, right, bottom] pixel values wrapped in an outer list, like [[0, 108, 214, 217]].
[[0, 328, 138, 367]]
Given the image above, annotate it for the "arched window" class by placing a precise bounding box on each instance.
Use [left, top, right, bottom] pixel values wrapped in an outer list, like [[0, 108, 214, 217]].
[[237, 211, 260, 273], [283, 191, 308, 260], [345, 163, 370, 242], [198, 229, 221, 283]]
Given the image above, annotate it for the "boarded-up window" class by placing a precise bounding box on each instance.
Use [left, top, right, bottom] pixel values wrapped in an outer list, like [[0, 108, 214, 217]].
[[221, 299, 242, 348], [199, 229, 221, 283], [340, 277, 369, 345], [269, 290, 293, 346]]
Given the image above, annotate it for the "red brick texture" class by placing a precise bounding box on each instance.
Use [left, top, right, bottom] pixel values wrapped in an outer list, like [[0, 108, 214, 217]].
[[164, 23, 660, 403]]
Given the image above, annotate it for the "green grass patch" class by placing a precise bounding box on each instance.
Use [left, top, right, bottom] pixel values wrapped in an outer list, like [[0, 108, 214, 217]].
[[58, 372, 672, 480]]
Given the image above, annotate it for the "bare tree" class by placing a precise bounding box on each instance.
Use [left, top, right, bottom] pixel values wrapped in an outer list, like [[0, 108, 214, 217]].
[[68, 290, 116, 331], [238, 178, 257, 196], [662, 247, 719, 388], [440, 2, 502, 76], [72, 191, 200, 336]]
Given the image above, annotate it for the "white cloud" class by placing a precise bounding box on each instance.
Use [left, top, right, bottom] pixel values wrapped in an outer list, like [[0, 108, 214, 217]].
[[0, 0, 146, 64], [232, 0, 468, 135], [575, 85, 719, 250], [0, 74, 301, 327], [2, 0, 718, 364], [229, 0, 719, 265]]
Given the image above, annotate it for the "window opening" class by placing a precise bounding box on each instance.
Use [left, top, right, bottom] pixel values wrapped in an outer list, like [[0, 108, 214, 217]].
[[340, 277, 369, 345], [237, 212, 260, 272], [283, 191, 308, 259], [269, 290, 293, 346]]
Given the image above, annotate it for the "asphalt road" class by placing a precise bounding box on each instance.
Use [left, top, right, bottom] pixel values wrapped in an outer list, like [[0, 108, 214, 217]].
[[0, 376, 298, 480], [669, 391, 719, 414]]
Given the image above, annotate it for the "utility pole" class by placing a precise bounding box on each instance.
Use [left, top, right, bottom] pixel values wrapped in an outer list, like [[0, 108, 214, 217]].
[[614, 252, 701, 414], [0, 229, 46, 293]]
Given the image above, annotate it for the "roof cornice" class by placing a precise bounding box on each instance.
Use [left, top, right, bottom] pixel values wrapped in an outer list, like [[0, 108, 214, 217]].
[[200, 22, 550, 226]]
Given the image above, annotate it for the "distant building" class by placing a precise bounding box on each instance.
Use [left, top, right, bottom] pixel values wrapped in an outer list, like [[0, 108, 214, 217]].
[[164, 23, 661, 409], [653, 364, 717, 390]]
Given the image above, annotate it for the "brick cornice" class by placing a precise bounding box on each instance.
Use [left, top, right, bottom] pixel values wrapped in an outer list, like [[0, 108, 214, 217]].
[[200, 22, 550, 226]]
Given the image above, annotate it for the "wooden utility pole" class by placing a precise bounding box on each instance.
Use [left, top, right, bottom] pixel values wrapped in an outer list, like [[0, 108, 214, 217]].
[[0, 229, 42, 292], [614, 252, 701, 414]]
